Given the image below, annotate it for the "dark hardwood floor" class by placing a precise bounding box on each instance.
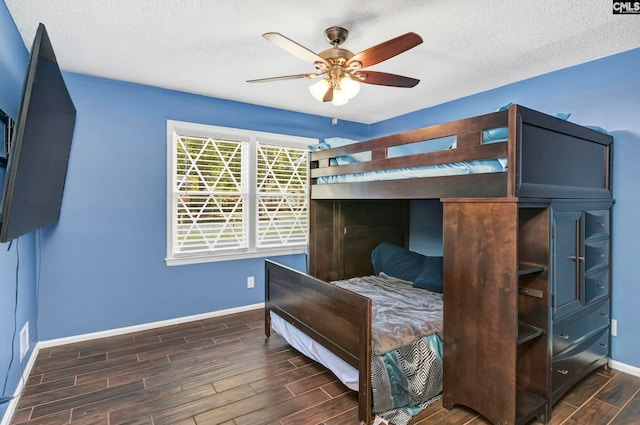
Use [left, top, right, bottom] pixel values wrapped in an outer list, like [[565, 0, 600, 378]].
[[9, 309, 640, 425]]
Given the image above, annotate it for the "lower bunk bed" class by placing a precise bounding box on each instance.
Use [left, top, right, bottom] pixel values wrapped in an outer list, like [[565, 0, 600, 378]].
[[265, 243, 445, 425], [265, 104, 613, 425]]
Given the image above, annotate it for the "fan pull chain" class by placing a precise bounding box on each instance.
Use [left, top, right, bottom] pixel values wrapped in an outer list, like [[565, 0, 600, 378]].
[[332, 105, 338, 125]]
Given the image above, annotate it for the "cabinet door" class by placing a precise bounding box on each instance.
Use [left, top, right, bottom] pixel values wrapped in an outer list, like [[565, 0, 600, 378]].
[[584, 210, 610, 241], [553, 211, 583, 319]]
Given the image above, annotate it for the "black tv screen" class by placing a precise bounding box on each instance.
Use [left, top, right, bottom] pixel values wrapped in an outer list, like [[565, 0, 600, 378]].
[[0, 23, 76, 243]]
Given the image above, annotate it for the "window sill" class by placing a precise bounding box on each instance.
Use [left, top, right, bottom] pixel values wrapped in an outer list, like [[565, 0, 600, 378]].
[[165, 247, 306, 266]]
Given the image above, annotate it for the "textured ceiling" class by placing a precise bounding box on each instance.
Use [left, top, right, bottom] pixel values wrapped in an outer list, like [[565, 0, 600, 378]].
[[5, 0, 640, 124]]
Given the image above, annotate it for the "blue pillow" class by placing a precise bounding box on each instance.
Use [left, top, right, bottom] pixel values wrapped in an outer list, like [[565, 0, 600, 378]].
[[308, 141, 330, 152], [497, 102, 513, 111], [413, 256, 444, 293], [309, 137, 372, 165], [483, 102, 511, 143], [586, 125, 608, 134], [324, 137, 370, 165], [483, 127, 509, 143], [371, 242, 426, 283], [450, 103, 513, 148], [481, 106, 572, 144]]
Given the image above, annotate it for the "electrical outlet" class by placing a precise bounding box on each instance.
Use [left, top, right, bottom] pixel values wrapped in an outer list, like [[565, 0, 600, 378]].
[[20, 321, 29, 360], [611, 319, 617, 337], [247, 276, 255, 288]]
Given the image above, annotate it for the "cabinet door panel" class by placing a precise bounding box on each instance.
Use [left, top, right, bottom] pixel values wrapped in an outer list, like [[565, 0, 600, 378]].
[[585, 239, 609, 274], [584, 210, 610, 241], [553, 211, 583, 319], [552, 330, 609, 400], [552, 300, 609, 357], [585, 268, 609, 305]]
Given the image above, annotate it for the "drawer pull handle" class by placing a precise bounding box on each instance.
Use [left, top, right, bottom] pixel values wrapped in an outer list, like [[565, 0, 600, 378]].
[[596, 284, 605, 289], [600, 343, 608, 348], [558, 333, 570, 340], [570, 256, 585, 262], [557, 369, 569, 375], [600, 313, 609, 318], [596, 222, 605, 227], [597, 253, 605, 258]]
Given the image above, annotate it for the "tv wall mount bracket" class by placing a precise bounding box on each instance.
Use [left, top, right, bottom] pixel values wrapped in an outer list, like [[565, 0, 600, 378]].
[[1, 108, 14, 166]]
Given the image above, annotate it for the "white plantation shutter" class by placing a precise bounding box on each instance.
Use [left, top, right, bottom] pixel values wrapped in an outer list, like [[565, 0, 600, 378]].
[[173, 136, 248, 255], [167, 121, 315, 265], [256, 143, 308, 248]]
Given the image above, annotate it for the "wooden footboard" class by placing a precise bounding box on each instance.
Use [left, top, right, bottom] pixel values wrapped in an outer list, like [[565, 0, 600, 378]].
[[265, 260, 373, 425]]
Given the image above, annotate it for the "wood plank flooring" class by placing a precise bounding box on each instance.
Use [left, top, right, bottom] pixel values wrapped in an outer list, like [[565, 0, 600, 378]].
[[9, 309, 640, 425]]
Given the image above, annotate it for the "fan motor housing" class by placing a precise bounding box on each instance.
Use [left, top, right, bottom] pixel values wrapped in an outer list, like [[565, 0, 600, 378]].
[[319, 48, 354, 63], [324, 26, 349, 46]]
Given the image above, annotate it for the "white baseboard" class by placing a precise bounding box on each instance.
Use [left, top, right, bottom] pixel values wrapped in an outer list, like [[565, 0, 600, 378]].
[[609, 359, 640, 378], [38, 303, 264, 348], [1, 303, 264, 425], [3, 305, 636, 425], [1, 344, 40, 425]]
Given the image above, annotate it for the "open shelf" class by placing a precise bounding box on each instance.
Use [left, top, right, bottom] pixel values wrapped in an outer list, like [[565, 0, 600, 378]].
[[519, 287, 544, 299], [518, 262, 546, 276], [516, 388, 547, 425], [518, 323, 544, 345]]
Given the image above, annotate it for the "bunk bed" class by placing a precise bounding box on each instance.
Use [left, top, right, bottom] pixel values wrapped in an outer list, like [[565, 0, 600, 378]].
[[264, 104, 613, 425]]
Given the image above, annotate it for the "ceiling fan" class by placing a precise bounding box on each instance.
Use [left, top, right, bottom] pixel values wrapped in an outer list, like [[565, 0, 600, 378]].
[[247, 26, 423, 106]]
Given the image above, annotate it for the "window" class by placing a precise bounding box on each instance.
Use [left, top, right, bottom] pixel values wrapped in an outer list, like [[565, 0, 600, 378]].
[[166, 121, 315, 266]]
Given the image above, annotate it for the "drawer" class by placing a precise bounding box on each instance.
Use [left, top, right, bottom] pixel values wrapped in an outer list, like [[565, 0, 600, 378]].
[[584, 210, 610, 241], [552, 330, 609, 396], [585, 238, 609, 273], [553, 300, 609, 357], [585, 268, 609, 305]]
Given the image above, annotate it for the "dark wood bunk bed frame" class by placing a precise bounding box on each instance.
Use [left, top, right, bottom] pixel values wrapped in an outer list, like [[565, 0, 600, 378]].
[[265, 105, 613, 425]]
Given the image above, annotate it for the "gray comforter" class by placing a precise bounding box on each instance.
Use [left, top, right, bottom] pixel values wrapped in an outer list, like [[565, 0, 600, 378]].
[[332, 273, 444, 424], [332, 273, 443, 355]]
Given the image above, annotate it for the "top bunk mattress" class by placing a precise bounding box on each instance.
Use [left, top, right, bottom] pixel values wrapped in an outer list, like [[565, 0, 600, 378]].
[[311, 133, 507, 185]]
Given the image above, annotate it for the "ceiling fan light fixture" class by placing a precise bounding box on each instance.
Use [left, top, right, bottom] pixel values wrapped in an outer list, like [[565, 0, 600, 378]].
[[309, 79, 330, 102], [339, 77, 360, 99], [331, 88, 350, 106]]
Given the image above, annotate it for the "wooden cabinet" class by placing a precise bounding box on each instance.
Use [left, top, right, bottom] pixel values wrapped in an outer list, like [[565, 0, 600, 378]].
[[442, 198, 612, 425], [550, 203, 611, 403], [308, 199, 409, 281], [551, 210, 583, 318], [442, 199, 549, 425], [516, 206, 551, 423]]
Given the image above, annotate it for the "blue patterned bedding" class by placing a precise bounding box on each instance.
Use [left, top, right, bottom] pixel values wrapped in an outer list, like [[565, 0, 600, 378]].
[[311, 136, 507, 185], [333, 274, 444, 424], [317, 158, 506, 184], [271, 274, 444, 425], [372, 333, 443, 424]]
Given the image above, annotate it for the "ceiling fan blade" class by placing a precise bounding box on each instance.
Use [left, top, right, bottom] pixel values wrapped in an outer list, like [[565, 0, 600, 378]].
[[263, 32, 327, 65], [347, 32, 423, 68], [323, 87, 333, 102], [246, 73, 323, 83], [354, 71, 420, 88]]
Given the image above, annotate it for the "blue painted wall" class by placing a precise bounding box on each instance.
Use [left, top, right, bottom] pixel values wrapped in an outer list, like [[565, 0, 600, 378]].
[[36, 73, 370, 339], [0, 0, 37, 417], [1, 0, 639, 420], [371, 47, 640, 369], [0, 0, 371, 411]]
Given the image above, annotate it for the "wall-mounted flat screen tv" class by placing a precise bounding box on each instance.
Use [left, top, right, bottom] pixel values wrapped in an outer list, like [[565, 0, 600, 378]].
[[0, 23, 76, 243]]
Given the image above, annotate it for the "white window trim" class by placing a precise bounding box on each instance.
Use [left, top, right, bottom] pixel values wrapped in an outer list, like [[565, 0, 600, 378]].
[[166, 120, 316, 266]]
